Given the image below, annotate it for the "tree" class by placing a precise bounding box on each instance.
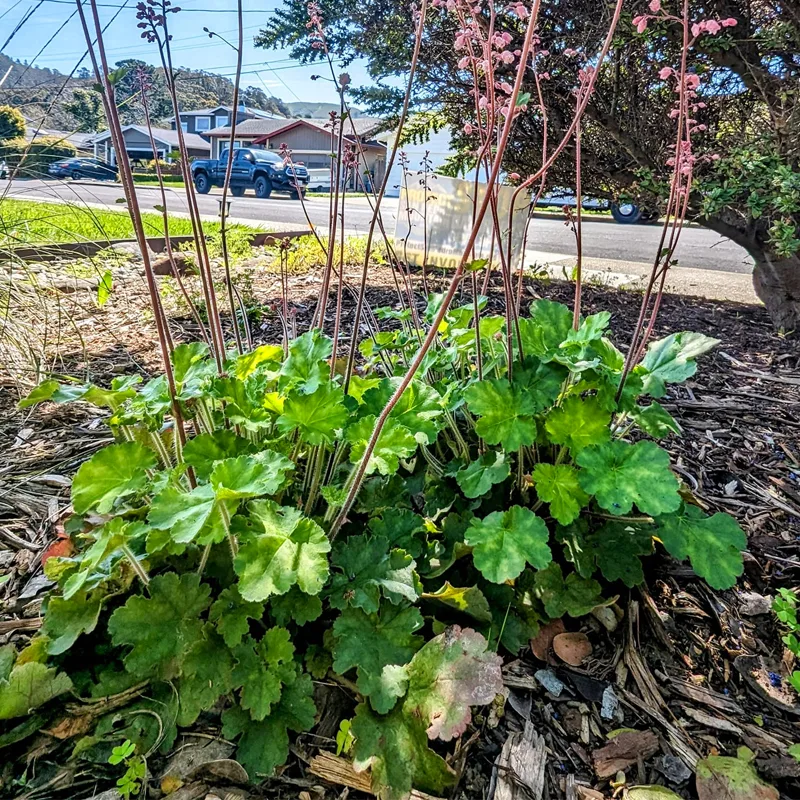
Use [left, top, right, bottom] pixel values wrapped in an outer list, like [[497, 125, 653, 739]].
[[257, 0, 800, 328], [240, 86, 291, 117], [64, 89, 105, 132], [0, 105, 26, 141]]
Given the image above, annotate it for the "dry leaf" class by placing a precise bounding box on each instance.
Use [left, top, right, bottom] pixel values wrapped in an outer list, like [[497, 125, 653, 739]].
[[553, 632, 592, 666], [530, 619, 565, 661]]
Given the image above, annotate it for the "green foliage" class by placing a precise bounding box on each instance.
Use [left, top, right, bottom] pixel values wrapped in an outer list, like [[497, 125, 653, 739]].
[[15, 305, 746, 799], [0, 105, 26, 140], [773, 589, 800, 694]]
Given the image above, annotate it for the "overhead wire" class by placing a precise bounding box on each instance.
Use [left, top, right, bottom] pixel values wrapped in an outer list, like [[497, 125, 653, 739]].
[[1, 1, 45, 52]]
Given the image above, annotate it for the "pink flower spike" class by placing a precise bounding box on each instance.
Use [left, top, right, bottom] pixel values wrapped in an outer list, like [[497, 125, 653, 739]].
[[722, 17, 737, 27], [658, 66, 672, 80], [649, 0, 661, 11], [691, 22, 701, 37], [509, 172, 520, 180], [704, 19, 721, 34], [463, 122, 474, 135], [636, 17, 648, 33], [563, 48, 577, 57]]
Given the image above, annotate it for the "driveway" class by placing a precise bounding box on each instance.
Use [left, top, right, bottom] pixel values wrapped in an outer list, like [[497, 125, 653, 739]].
[[1, 178, 754, 274]]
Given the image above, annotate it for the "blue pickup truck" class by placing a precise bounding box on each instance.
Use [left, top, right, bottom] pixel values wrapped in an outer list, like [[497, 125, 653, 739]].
[[190, 148, 309, 199]]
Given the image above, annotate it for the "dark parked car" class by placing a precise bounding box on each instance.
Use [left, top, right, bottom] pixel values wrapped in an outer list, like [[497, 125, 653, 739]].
[[48, 157, 117, 181], [191, 148, 309, 199], [0, 159, 7, 179]]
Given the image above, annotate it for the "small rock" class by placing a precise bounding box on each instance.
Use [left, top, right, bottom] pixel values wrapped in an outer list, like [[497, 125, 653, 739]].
[[739, 591, 773, 617], [151, 252, 195, 276]]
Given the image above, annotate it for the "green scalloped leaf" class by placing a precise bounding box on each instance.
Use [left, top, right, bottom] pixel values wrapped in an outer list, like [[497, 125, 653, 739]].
[[279, 329, 333, 395], [465, 506, 551, 583], [328, 534, 420, 613], [533, 563, 606, 618], [363, 378, 445, 445], [333, 605, 423, 713], [270, 588, 323, 626], [42, 590, 103, 655], [278, 382, 349, 445], [222, 669, 316, 779], [209, 586, 265, 648], [545, 396, 611, 453], [347, 416, 417, 476], [233, 502, 330, 602], [630, 402, 681, 438], [351, 702, 456, 800], [182, 430, 256, 480], [654, 503, 746, 589], [531, 463, 589, 525], [107, 572, 211, 679], [148, 484, 231, 546], [456, 451, 510, 499], [177, 626, 234, 726], [71, 442, 156, 514], [638, 331, 719, 398], [517, 299, 572, 362], [577, 440, 681, 516], [368, 509, 426, 558], [464, 378, 537, 450], [210, 452, 294, 500], [231, 628, 295, 721], [0, 662, 73, 720], [591, 523, 653, 587]]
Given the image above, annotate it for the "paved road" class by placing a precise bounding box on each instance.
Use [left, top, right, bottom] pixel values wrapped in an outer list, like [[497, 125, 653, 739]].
[[2, 178, 753, 274]]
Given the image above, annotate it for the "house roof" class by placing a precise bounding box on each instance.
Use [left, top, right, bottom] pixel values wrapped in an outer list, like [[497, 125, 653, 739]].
[[26, 127, 96, 150], [167, 106, 285, 122], [93, 126, 210, 151], [205, 118, 295, 138]]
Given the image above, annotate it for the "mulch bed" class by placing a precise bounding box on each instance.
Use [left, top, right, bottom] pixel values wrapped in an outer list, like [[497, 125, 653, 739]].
[[1, 261, 800, 799]]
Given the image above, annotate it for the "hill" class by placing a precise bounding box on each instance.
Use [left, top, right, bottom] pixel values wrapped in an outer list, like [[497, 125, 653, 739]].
[[287, 101, 365, 119], [0, 53, 289, 132]]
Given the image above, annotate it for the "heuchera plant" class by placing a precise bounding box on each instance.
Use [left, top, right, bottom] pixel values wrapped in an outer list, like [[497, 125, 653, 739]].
[[6, 298, 746, 798]]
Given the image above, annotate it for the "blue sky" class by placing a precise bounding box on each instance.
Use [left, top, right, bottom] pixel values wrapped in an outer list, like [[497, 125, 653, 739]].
[[0, 0, 376, 106]]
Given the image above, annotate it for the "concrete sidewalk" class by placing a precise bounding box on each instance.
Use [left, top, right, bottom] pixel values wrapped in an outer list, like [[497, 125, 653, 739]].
[[525, 250, 759, 305]]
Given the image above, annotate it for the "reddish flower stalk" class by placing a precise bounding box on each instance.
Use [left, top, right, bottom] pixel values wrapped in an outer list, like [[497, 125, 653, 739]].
[[76, 0, 189, 463]]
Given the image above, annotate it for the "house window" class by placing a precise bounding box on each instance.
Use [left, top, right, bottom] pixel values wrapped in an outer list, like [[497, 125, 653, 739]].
[[180, 121, 188, 133], [195, 116, 211, 132], [215, 114, 228, 128]]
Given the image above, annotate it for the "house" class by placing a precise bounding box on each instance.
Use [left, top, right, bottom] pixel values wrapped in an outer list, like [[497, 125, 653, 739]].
[[26, 126, 96, 154], [92, 125, 210, 167], [167, 105, 284, 137], [204, 116, 388, 187]]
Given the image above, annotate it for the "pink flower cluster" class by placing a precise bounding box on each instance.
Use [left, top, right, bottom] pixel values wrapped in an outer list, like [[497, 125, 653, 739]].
[[633, 0, 737, 37], [305, 2, 327, 51]]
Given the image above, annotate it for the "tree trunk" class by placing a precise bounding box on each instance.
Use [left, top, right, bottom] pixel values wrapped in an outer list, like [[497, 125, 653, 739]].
[[752, 251, 800, 330], [703, 212, 800, 330]]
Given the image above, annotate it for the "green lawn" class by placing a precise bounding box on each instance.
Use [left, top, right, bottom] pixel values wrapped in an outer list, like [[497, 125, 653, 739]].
[[133, 175, 187, 189], [0, 199, 259, 246]]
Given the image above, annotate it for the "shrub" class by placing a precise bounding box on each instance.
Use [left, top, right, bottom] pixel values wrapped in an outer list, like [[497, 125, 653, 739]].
[[0, 136, 78, 177], [13, 300, 747, 798], [0, 105, 26, 141]]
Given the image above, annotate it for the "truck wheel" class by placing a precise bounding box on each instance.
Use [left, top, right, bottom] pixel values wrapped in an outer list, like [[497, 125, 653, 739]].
[[194, 173, 211, 194], [290, 189, 306, 201], [231, 185, 245, 197], [254, 175, 273, 199], [610, 202, 644, 224]]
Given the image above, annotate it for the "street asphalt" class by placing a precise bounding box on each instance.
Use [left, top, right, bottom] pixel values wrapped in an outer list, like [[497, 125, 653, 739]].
[[2, 177, 754, 275]]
